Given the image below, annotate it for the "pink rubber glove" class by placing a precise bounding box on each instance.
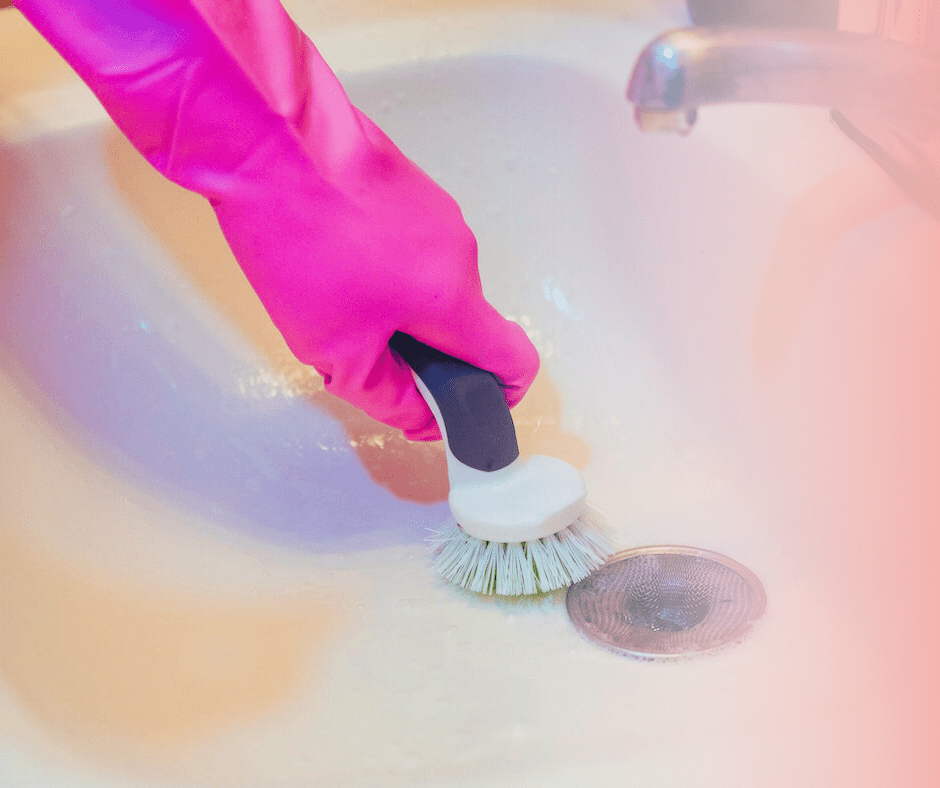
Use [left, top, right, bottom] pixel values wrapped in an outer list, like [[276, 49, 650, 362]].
[[13, 0, 539, 440]]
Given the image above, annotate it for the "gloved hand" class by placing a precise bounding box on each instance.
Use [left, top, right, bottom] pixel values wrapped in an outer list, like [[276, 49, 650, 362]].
[[13, 0, 539, 440]]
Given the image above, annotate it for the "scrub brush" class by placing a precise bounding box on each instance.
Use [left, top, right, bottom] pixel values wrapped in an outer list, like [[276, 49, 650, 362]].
[[390, 332, 613, 596]]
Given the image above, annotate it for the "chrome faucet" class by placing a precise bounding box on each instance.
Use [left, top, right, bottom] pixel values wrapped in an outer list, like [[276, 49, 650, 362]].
[[626, 1, 940, 219]]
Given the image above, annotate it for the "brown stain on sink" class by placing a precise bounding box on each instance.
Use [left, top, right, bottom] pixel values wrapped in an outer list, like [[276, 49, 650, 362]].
[[513, 369, 591, 469], [0, 529, 340, 761], [104, 130, 590, 503]]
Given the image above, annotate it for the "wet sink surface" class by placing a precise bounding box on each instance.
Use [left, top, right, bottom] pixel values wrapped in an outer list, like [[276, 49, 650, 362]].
[[2, 9, 940, 788]]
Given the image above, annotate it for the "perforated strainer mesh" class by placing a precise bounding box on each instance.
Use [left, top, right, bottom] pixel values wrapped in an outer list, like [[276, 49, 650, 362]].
[[566, 546, 766, 660]]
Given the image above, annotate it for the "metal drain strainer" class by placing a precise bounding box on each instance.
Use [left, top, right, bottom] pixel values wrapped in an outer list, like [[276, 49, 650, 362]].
[[566, 546, 766, 660]]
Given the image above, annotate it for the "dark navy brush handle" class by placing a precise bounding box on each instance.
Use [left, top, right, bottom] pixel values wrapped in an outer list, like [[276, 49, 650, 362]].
[[389, 331, 520, 473]]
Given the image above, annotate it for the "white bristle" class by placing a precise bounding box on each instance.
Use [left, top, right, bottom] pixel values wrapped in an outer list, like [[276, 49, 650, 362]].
[[429, 505, 613, 596]]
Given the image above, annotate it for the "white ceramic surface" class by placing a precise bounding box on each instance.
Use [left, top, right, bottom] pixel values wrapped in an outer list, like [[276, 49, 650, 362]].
[[2, 8, 939, 788]]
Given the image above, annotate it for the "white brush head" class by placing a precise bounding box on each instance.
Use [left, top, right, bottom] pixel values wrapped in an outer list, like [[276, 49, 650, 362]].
[[410, 365, 589, 543], [400, 356, 613, 595], [430, 504, 612, 596], [447, 454, 587, 542]]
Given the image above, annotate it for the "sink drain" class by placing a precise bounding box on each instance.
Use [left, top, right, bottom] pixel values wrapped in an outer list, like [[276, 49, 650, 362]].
[[566, 546, 766, 660]]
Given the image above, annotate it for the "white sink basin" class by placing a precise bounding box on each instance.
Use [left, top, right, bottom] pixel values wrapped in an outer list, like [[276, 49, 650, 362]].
[[2, 9, 939, 788]]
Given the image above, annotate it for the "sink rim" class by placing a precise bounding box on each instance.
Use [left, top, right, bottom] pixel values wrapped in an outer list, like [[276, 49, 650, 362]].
[[0, 9, 672, 144]]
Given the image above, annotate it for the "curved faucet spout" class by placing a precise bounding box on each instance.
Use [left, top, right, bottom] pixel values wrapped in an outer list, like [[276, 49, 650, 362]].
[[627, 27, 940, 116], [626, 26, 940, 219]]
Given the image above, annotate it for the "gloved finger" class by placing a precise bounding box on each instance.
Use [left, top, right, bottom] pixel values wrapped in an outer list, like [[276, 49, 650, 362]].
[[403, 301, 540, 409], [317, 308, 538, 443], [314, 331, 443, 442]]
